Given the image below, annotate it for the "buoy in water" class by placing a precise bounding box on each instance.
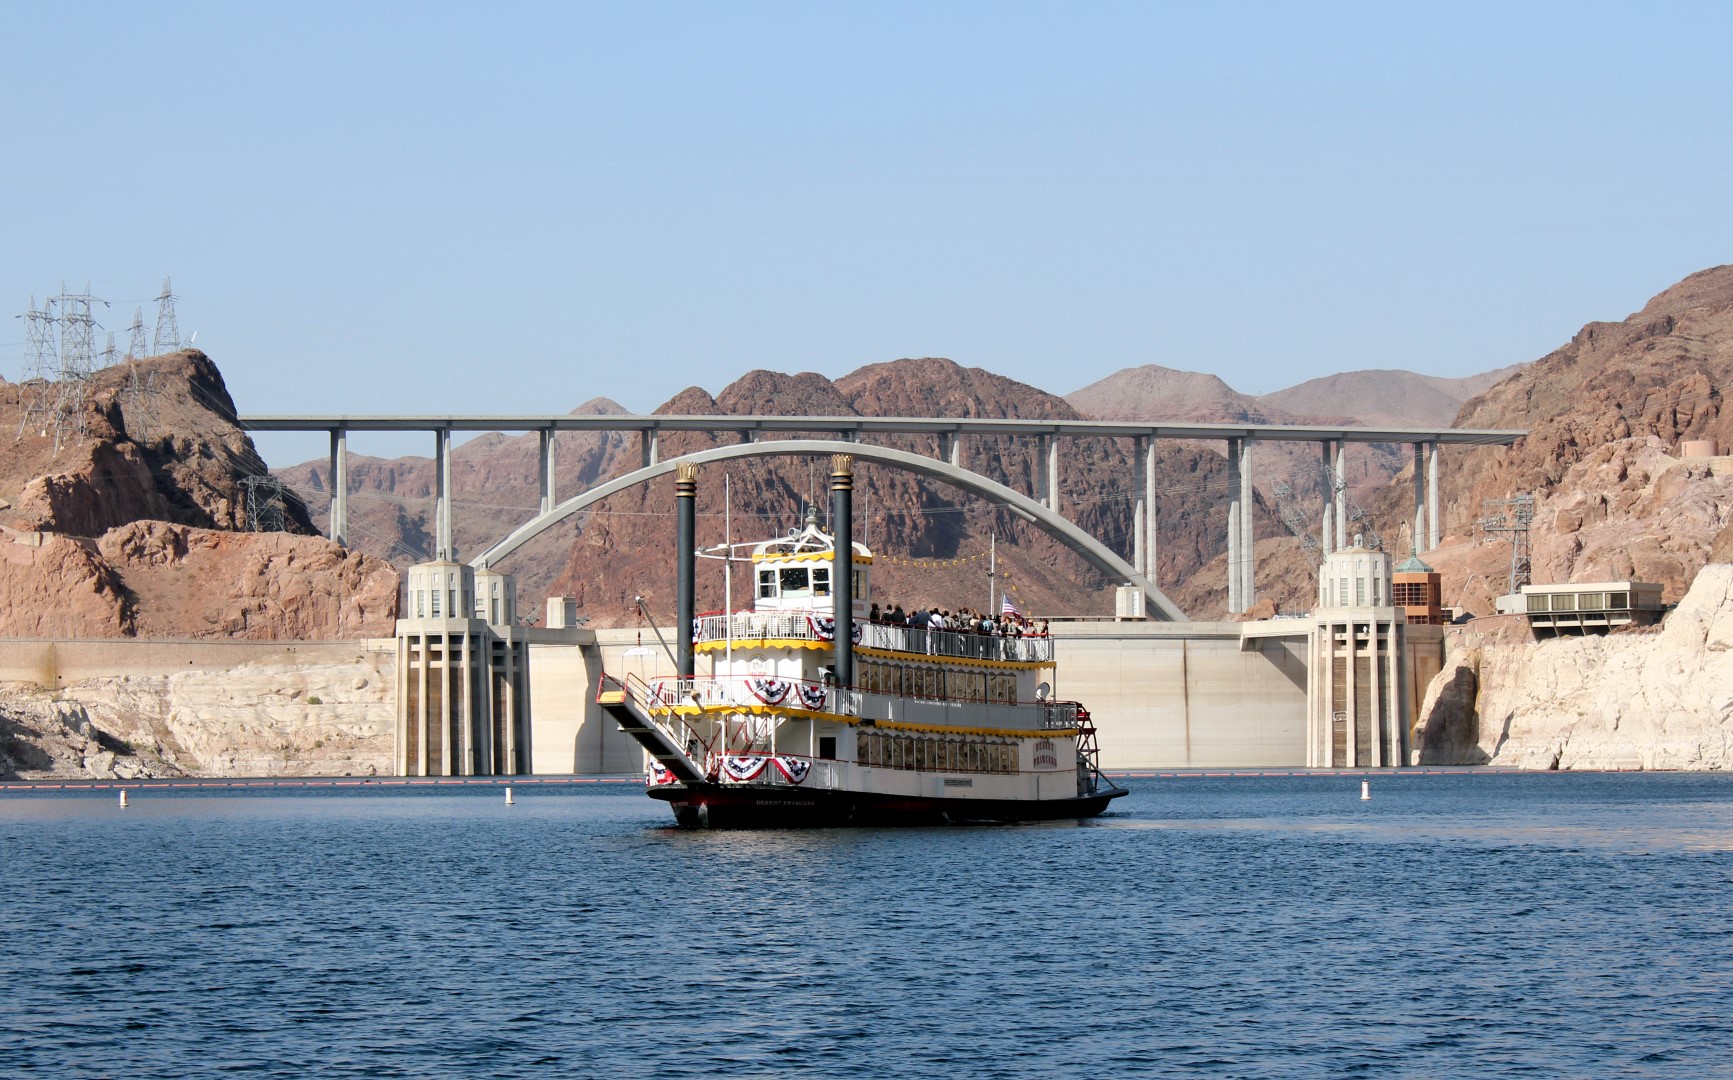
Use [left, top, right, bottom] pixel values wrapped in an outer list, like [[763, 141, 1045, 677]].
[[1360, 779, 1371, 801], [504, 786, 514, 805], [118, 789, 129, 808]]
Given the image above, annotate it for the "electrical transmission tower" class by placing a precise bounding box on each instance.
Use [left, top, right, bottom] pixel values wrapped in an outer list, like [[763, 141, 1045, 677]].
[[152, 276, 180, 353], [241, 475, 291, 532], [126, 306, 148, 360], [47, 285, 109, 449], [101, 332, 117, 369], [1269, 480, 1323, 566], [1320, 461, 1384, 551], [15, 295, 57, 437], [1478, 494, 1535, 595]]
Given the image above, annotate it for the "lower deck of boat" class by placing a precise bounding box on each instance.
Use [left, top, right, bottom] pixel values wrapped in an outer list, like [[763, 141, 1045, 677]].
[[649, 781, 1127, 828]]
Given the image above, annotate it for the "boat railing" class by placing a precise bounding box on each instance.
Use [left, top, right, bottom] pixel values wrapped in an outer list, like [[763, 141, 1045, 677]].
[[643, 674, 1081, 731], [644, 673, 838, 713], [1039, 701, 1083, 730], [616, 673, 714, 762], [706, 750, 841, 790], [694, 611, 1054, 663]]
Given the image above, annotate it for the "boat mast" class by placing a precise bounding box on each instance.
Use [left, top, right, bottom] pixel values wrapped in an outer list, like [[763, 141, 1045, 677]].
[[724, 472, 733, 673], [988, 532, 996, 615]]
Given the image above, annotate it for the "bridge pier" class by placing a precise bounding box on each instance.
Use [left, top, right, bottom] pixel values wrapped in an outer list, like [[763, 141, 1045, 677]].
[[327, 427, 348, 547], [1427, 440, 1440, 550], [1239, 438, 1255, 609], [435, 428, 453, 559], [1142, 437, 1158, 580], [1333, 440, 1348, 547], [1045, 436, 1060, 513], [538, 430, 557, 515], [1226, 438, 1242, 613], [640, 429, 658, 468]]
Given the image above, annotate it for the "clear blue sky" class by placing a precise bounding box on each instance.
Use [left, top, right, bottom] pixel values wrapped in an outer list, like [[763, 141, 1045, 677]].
[[5, 1, 1731, 465]]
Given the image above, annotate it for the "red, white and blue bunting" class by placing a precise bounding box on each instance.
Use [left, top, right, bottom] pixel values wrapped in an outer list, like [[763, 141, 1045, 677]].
[[692, 618, 703, 644], [747, 676, 792, 705], [797, 683, 828, 710], [718, 755, 811, 785], [647, 761, 677, 786], [721, 754, 770, 782], [806, 615, 863, 644]]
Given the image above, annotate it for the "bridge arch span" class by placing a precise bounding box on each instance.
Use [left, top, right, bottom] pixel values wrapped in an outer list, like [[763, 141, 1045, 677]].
[[471, 439, 1185, 621]]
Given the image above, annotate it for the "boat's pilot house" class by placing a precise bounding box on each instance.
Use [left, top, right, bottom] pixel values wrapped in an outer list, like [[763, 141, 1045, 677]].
[[749, 513, 871, 617]]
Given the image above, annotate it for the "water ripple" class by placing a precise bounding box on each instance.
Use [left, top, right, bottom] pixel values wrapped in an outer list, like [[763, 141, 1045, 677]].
[[3, 774, 1732, 1077]]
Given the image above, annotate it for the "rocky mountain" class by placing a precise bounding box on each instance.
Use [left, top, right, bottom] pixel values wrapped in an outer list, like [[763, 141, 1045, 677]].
[[281, 357, 1284, 625], [1065, 365, 1277, 424], [1064, 363, 1528, 601], [0, 351, 400, 639], [540, 358, 1282, 626], [1374, 264, 1733, 613]]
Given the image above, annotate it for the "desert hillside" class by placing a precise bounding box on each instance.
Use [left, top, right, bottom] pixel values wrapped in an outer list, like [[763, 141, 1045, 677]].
[[282, 357, 1292, 625], [0, 351, 399, 639], [1370, 265, 1733, 613]]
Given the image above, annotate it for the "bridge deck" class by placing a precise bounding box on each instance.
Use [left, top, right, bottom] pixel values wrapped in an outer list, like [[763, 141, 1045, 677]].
[[240, 413, 1523, 444]]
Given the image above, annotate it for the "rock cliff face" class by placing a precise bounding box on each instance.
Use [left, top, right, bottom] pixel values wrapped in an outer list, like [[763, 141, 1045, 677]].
[[2, 351, 313, 537], [1414, 565, 1733, 770], [0, 351, 400, 639], [1368, 265, 1733, 613], [0, 652, 394, 780]]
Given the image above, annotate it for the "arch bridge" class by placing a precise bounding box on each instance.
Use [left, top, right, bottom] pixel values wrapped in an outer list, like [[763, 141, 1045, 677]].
[[240, 412, 1526, 619]]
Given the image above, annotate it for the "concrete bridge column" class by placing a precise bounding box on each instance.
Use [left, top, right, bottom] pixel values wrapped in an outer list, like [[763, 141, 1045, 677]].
[[538, 430, 557, 516], [1045, 436, 1060, 513], [1133, 501, 1146, 582], [1427, 440, 1441, 551], [435, 428, 453, 560], [328, 427, 349, 547], [1319, 441, 1334, 554], [1410, 442, 1425, 552], [1333, 440, 1348, 549], [640, 429, 659, 468], [1142, 437, 1159, 580], [1239, 438, 1255, 608], [944, 432, 963, 468], [1226, 437, 1242, 614]]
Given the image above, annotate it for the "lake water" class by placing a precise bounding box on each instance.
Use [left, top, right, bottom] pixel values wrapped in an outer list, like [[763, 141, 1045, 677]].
[[4, 773, 1732, 1078]]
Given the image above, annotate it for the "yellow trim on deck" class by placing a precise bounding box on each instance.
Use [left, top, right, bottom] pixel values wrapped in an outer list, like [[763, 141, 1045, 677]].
[[694, 638, 831, 653], [751, 551, 872, 564]]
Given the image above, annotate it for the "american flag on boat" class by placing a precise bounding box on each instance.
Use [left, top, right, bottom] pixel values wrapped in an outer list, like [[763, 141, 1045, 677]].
[[1001, 596, 1021, 617]]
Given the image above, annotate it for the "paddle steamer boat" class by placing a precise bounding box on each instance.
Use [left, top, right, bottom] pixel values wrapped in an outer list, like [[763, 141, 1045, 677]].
[[597, 456, 1127, 827]]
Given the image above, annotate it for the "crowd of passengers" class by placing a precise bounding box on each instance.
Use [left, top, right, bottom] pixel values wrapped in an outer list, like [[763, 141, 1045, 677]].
[[867, 602, 1049, 638]]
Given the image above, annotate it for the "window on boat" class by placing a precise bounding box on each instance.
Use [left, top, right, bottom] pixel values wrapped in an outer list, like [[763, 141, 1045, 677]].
[[780, 567, 811, 596], [812, 567, 830, 596], [758, 570, 776, 599], [852, 573, 867, 600]]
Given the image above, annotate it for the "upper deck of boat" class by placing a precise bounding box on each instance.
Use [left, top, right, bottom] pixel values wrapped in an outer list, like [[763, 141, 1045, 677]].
[[693, 612, 1054, 665]]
